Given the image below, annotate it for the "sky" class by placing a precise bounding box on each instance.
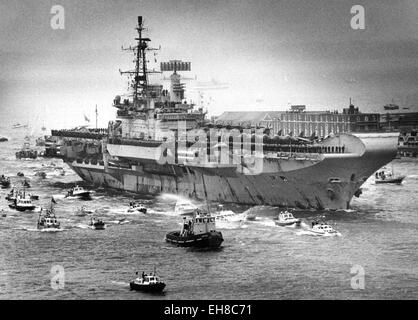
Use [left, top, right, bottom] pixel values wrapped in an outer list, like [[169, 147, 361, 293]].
[[0, 0, 418, 130]]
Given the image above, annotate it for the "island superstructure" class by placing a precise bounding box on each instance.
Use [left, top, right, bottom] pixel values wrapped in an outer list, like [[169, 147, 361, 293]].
[[51, 16, 399, 210]]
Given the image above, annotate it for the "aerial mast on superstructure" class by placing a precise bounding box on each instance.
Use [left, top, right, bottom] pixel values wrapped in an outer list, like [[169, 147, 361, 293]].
[[120, 16, 160, 109]]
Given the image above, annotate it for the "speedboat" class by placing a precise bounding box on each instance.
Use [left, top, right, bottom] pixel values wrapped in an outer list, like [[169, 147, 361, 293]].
[[309, 222, 339, 235], [90, 217, 106, 230], [127, 202, 147, 214], [174, 200, 198, 215], [274, 210, 301, 227], [66, 185, 91, 199], [37, 205, 60, 230], [130, 272, 166, 293], [9, 196, 36, 212], [165, 209, 223, 248]]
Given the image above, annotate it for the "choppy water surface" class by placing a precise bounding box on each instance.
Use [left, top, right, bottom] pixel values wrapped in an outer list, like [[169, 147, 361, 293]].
[[0, 128, 417, 299]]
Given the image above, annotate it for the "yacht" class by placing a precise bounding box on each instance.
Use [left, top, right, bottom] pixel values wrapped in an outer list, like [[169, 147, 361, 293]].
[[274, 210, 301, 227], [309, 221, 340, 235], [212, 209, 247, 228]]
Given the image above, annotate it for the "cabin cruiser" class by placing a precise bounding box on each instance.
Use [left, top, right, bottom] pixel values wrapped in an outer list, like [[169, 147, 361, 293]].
[[375, 170, 405, 184], [66, 185, 91, 199], [127, 202, 147, 214], [165, 209, 224, 248], [90, 217, 106, 230], [37, 205, 60, 230], [212, 209, 247, 228], [274, 210, 301, 227], [130, 271, 166, 293], [309, 221, 340, 235], [0, 175, 11, 188], [9, 196, 36, 212], [174, 200, 198, 215]]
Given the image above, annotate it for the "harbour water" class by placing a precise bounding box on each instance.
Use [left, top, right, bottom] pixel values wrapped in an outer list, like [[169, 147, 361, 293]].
[[0, 128, 417, 299]]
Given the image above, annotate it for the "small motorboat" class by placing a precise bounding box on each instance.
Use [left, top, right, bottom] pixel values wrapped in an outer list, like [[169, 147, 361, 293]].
[[165, 209, 224, 248], [37, 204, 60, 230], [34, 171, 47, 179], [0, 137, 8, 142], [17, 172, 24, 177], [174, 199, 198, 215], [374, 166, 406, 184], [75, 206, 94, 216], [9, 196, 36, 212], [1, 209, 6, 218], [90, 217, 106, 230], [309, 221, 340, 236], [1, 175, 11, 188], [12, 123, 28, 129], [212, 209, 247, 228], [66, 185, 91, 199], [130, 271, 166, 293], [274, 210, 301, 227], [127, 202, 147, 214], [22, 180, 31, 188]]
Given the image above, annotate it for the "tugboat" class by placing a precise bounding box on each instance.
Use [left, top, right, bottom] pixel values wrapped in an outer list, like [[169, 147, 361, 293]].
[[37, 203, 60, 230], [9, 195, 36, 212], [89, 217, 106, 230], [309, 221, 340, 236], [165, 209, 224, 248], [127, 201, 147, 214], [0, 175, 11, 188], [66, 185, 91, 199], [274, 210, 301, 227], [130, 270, 166, 293]]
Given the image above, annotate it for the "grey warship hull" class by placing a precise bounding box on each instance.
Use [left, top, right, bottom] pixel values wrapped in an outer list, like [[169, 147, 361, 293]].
[[61, 132, 398, 210]]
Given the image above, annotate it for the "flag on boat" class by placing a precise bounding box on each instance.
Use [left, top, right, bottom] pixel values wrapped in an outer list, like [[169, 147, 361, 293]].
[[84, 114, 90, 122]]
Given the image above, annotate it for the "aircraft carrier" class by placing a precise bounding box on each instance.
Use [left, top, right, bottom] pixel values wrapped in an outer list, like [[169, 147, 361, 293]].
[[51, 16, 399, 210]]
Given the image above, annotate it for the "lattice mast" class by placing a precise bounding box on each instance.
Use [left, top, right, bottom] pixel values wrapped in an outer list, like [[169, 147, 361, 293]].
[[120, 16, 155, 107]]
